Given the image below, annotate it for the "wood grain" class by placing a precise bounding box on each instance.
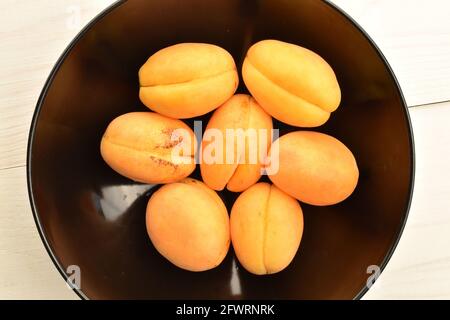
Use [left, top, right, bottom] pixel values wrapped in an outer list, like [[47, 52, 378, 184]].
[[1, 0, 450, 299]]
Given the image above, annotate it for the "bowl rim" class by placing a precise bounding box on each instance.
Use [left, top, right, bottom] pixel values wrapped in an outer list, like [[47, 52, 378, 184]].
[[26, 0, 415, 301]]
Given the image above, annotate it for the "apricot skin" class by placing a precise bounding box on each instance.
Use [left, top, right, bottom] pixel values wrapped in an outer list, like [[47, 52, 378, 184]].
[[146, 178, 230, 272], [139, 43, 239, 119], [267, 131, 359, 206], [230, 183, 303, 275], [242, 39, 341, 127], [100, 112, 196, 184], [200, 94, 273, 192]]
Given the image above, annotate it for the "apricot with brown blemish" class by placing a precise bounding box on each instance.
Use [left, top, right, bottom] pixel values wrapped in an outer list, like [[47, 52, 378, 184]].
[[100, 112, 196, 184]]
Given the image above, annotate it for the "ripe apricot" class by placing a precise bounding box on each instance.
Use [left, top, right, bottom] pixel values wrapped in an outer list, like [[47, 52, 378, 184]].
[[200, 94, 273, 192], [100, 112, 196, 184], [242, 39, 341, 127], [267, 131, 359, 206], [230, 183, 303, 275], [146, 178, 230, 271], [139, 43, 239, 119]]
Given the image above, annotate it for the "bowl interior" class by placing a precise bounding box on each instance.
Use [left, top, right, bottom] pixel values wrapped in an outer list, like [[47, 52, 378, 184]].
[[29, 0, 413, 299]]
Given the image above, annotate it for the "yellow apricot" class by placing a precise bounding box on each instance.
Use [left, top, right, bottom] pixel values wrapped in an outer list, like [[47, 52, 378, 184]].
[[100, 112, 196, 184], [230, 183, 303, 275], [200, 94, 273, 192], [146, 178, 230, 272], [267, 131, 359, 206], [139, 43, 239, 119], [242, 39, 341, 127]]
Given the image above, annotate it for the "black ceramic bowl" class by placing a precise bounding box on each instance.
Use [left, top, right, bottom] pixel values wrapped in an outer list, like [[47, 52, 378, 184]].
[[27, 0, 414, 300]]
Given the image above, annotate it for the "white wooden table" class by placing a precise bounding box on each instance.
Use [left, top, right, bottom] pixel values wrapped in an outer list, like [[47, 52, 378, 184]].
[[1, 0, 450, 300]]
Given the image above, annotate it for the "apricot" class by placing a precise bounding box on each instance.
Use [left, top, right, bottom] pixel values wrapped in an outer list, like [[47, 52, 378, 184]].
[[230, 183, 303, 275], [139, 43, 239, 119], [242, 39, 341, 127], [100, 112, 196, 184], [267, 131, 359, 206], [146, 178, 230, 271], [200, 94, 273, 192]]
